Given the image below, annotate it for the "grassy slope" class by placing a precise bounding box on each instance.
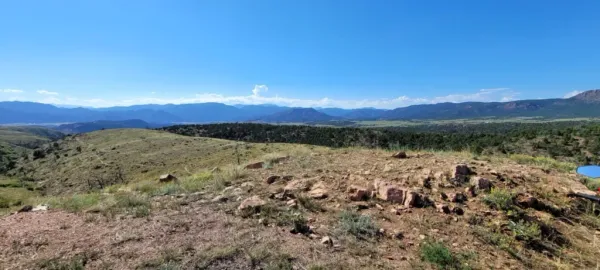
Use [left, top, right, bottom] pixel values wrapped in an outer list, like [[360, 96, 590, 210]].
[[0, 126, 64, 151], [19, 128, 316, 195]]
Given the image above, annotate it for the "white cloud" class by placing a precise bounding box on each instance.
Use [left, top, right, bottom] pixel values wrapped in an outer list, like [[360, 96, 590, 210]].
[[37, 90, 59, 95], [1, 86, 519, 109], [563, 90, 582, 98], [1, 89, 24, 93], [252, 85, 268, 97]]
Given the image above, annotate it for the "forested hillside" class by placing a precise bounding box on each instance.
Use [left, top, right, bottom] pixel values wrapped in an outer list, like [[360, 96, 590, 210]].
[[162, 122, 600, 165]]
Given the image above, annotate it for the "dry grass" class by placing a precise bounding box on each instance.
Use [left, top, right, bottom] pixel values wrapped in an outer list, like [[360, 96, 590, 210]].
[[509, 154, 576, 173]]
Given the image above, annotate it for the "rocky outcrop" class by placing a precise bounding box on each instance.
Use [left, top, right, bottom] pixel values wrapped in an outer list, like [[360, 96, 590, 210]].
[[373, 179, 426, 207]]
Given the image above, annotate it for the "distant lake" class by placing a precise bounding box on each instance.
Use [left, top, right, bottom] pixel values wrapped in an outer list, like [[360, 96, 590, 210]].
[[577, 165, 600, 178]]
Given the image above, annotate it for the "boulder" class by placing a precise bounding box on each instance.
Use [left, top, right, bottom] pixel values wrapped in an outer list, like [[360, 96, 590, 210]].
[[348, 185, 370, 201], [245, 162, 264, 169], [392, 151, 408, 159], [377, 184, 406, 203], [308, 182, 328, 199], [238, 195, 267, 211], [266, 175, 281, 184], [453, 164, 472, 182], [159, 174, 178, 183], [470, 177, 492, 192]]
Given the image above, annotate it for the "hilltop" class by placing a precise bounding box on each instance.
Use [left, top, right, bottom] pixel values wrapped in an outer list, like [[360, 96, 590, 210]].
[[0, 128, 599, 269]]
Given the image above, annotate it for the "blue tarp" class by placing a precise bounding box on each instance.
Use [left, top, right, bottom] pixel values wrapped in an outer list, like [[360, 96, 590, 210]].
[[577, 165, 600, 178]]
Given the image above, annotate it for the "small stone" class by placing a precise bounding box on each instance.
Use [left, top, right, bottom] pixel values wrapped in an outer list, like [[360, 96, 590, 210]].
[[392, 151, 408, 159], [375, 204, 384, 210], [440, 192, 448, 201], [266, 175, 281, 184], [286, 199, 298, 208], [419, 234, 426, 240], [238, 195, 266, 211], [379, 228, 386, 235], [309, 234, 320, 239], [452, 243, 459, 247], [159, 174, 178, 183], [284, 179, 311, 193], [211, 195, 228, 203], [321, 236, 333, 246]]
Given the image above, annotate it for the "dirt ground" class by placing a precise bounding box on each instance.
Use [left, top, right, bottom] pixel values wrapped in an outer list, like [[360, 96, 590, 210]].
[[1, 146, 599, 269]]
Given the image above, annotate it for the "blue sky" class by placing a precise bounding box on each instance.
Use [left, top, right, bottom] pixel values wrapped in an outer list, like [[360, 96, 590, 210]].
[[1, 0, 599, 108]]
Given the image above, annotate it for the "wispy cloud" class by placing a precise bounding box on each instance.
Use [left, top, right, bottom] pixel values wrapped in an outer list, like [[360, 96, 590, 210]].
[[1, 89, 24, 93], [563, 90, 582, 98], [2, 86, 520, 109], [37, 90, 59, 95]]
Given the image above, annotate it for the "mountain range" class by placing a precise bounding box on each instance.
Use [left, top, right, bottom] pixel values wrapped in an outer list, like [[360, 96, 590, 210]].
[[1, 90, 599, 124]]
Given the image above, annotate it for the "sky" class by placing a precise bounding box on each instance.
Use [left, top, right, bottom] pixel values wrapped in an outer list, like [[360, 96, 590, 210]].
[[1, 0, 599, 109]]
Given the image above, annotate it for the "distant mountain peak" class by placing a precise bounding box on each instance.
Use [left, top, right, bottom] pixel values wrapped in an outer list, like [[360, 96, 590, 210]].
[[570, 89, 600, 102]]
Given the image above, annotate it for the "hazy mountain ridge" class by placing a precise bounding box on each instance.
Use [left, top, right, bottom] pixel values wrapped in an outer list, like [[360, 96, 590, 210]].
[[1, 90, 600, 124]]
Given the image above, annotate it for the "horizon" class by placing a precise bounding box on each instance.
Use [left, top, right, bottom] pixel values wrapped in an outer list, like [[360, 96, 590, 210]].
[[2, 1, 599, 109], [0, 87, 594, 110]]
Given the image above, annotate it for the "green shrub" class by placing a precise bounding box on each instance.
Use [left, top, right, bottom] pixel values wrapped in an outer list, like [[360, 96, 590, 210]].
[[508, 220, 541, 242], [57, 193, 102, 212], [420, 240, 456, 269], [337, 211, 379, 240], [483, 188, 514, 211], [420, 240, 473, 270]]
